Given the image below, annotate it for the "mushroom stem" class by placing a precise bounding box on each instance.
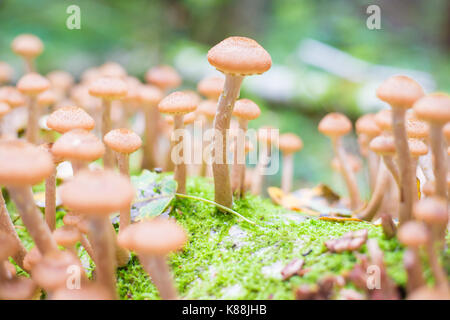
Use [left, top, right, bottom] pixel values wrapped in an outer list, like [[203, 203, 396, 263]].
[[251, 143, 271, 195], [429, 124, 447, 198], [173, 115, 186, 194], [71, 160, 86, 175], [199, 122, 212, 177], [281, 153, 293, 193], [382, 155, 400, 191], [8, 186, 58, 255], [367, 150, 379, 193], [102, 99, 114, 168], [24, 58, 35, 74], [142, 107, 159, 170], [391, 107, 415, 224], [140, 254, 178, 300], [237, 119, 248, 196], [80, 234, 95, 260], [0, 192, 27, 269], [44, 167, 57, 231], [116, 152, 130, 233], [231, 142, 242, 197], [403, 248, 425, 294], [25, 97, 38, 144], [332, 137, 361, 210], [425, 240, 449, 293], [212, 74, 243, 208]]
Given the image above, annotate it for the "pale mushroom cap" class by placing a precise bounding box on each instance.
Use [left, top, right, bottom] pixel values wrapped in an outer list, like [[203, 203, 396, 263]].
[[0, 86, 26, 107], [422, 180, 435, 197], [104, 128, 142, 154], [197, 100, 217, 119], [37, 89, 57, 107], [118, 219, 187, 255], [158, 91, 198, 115], [405, 117, 429, 139], [397, 221, 429, 247], [408, 138, 428, 157], [80, 67, 101, 84], [145, 65, 181, 90], [278, 133, 303, 154], [318, 112, 352, 137], [233, 98, 261, 120], [138, 84, 163, 107], [17, 73, 50, 95], [0, 101, 11, 117], [355, 114, 381, 138], [197, 76, 224, 100], [207, 37, 272, 76], [62, 212, 81, 227], [46, 70, 74, 92], [0, 140, 54, 186], [52, 129, 105, 162], [374, 109, 392, 131], [0, 62, 14, 83], [38, 142, 64, 164], [53, 225, 80, 248], [11, 34, 44, 58], [413, 197, 448, 225], [60, 169, 134, 216], [413, 93, 450, 124], [376, 75, 424, 109], [88, 77, 127, 100], [47, 106, 95, 133], [369, 135, 396, 155], [99, 61, 127, 78]]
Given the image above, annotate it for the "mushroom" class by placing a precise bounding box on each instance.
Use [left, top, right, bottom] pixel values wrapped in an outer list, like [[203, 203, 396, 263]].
[[197, 76, 224, 101], [318, 112, 361, 209], [120, 76, 141, 128], [278, 133, 303, 194], [46, 106, 95, 135], [46, 70, 74, 102], [406, 115, 433, 182], [196, 100, 217, 177], [0, 140, 57, 255], [16, 72, 50, 143], [369, 135, 400, 189], [23, 247, 42, 273], [407, 138, 428, 200], [88, 77, 128, 168], [63, 212, 95, 260], [158, 91, 198, 194], [230, 139, 254, 198], [60, 169, 134, 299], [52, 225, 81, 254], [104, 128, 142, 232], [145, 65, 181, 93], [0, 62, 14, 84], [11, 34, 43, 73], [118, 218, 187, 300], [138, 85, 163, 170], [207, 36, 272, 208], [251, 126, 278, 195], [376, 75, 425, 224], [99, 61, 127, 79]]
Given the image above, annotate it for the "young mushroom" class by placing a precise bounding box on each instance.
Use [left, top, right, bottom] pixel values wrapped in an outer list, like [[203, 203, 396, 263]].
[[318, 112, 361, 209], [207, 36, 272, 208], [118, 218, 187, 300], [46, 106, 95, 135], [278, 133, 303, 194], [145, 65, 182, 94], [197, 75, 224, 101], [11, 34, 43, 73]]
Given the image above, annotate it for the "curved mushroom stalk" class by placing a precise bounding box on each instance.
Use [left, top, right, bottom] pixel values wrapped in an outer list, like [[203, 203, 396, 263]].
[[140, 254, 178, 300], [367, 150, 379, 193], [382, 155, 401, 191]]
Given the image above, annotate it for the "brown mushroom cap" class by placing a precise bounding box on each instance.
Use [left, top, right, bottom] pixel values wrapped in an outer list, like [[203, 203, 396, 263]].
[[405, 116, 429, 139], [0, 101, 11, 117], [52, 129, 105, 162], [408, 138, 428, 157], [46, 70, 74, 92], [47, 106, 95, 133], [99, 61, 127, 79], [397, 221, 429, 247], [422, 180, 435, 197], [0, 62, 14, 83], [104, 128, 142, 154], [88, 77, 127, 100], [278, 133, 303, 154], [138, 84, 163, 107], [197, 76, 224, 100], [17, 73, 50, 96], [355, 114, 381, 138], [145, 65, 181, 91], [232, 98, 261, 120], [413, 197, 448, 225], [0, 86, 26, 107], [11, 34, 43, 58], [53, 225, 81, 248], [376, 75, 424, 108], [51, 284, 112, 300], [118, 219, 187, 255], [0, 232, 19, 261], [369, 135, 396, 156], [37, 89, 57, 107], [122, 76, 141, 105], [60, 169, 134, 216], [197, 100, 217, 120], [0, 140, 54, 186], [413, 93, 450, 124], [207, 37, 272, 76], [318, 112, 352, 137], [158, 91, 198, 115]]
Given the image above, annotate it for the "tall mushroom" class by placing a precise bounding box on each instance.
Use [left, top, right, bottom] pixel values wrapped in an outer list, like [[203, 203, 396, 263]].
[[207, 36, 272, 208], [11, 34, 43, 73], [158, 91, 198, 194], [376, 75, 424, 224], [278, 133, 303, 194], [318, 112, 361, 210]]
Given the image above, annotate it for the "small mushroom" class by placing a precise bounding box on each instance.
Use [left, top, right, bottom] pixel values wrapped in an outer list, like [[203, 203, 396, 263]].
[[118, 218, 187, 300], [11, 34, 43, 73], [46, 70, 74, 102], [251, 126, 278, 195], [0, 62, 14, 84], [369, 135, 400, 189], [53, 225, 81, 254], [278, 133, 303, 193], [145, 65, 181, 93], [408, 138, 428, 200], [47, 106, 95, 135], [197, 76, 224, 101], [63, 212, 95, 260]]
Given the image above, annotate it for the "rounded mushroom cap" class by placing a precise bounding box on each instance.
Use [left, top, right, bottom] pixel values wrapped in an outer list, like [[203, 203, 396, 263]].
[[408, 138, 428, 157], [11, 34, 43, 58], [23, 247, 42, 272], [88, 77, 127, 100], [0, 86, 26, 107], [376, 75, 424, 109], [374, 109, 392, 132], [0, 232, 19, 261], [397, 221, 429, 248], [158, 91, 198, 115], [17, 73, 50, 96], [355, 114, 381, 138], [47, 106, 95, 133], [405, 117, 429, 139], [197, 100, 217, 119], [0, 101, 11, 117], [122, 76, 141, 105], [318, 112, 352, 137], [52, 284, 112, 300], [369, 135, 396, 156], [99, 61, 127, 79], [0, 140, 54, 186], [60, 169, 134, 216], [138, 84, 163, 107], [104, 128, 142, 154], [278, 133, 303, 154], [118, 219, 187, 255], [207, 36, 272, 76], [46, 70, 74, 92], [0, 277, 37, 300], [197, 76, 224, 100], [52, 129, 105, 162], [37, 89, 57, 107], [145, 65, 181, 90], [53, 225, 81, 248], [258, 125, 278, 144], [413, 197, 448, 225], [233, 98, 261, 120], [0, 62, 14, 83], [413, 93, 450, 124]]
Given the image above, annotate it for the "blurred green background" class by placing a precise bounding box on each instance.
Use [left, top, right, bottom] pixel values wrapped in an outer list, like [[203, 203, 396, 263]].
[[1, 0, 449, 196]]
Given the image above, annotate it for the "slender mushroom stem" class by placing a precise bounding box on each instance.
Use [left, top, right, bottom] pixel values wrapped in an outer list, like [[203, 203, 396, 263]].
[[142, 107, 159, 170], [367, 150, 379, 193], [102, 100, 114, 168], [26, 96, 39, 144], [172, 114, 187, 194], [45, 167, 57, 231], [392, 107, 415, 224], [116, 152, 130, 233], [231, 142, 241, 197], [403, 249, 425, 293], [382, 155, 401, 190], [71, 160, 87, 175], [251, 142, 271, 195], [140, 254, 177, 300], [0, 193, 27, 269], [237, 119, 248, 195], [199, 122, 212, 177], [24, 58, 35, 74], [281, 153, 294, 194], [80, 234, 95, 260], [429, 124, 447, 198], [212, 74, 243, 208], [8, 186, 58, 255]]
